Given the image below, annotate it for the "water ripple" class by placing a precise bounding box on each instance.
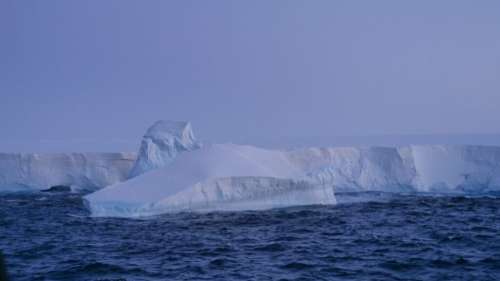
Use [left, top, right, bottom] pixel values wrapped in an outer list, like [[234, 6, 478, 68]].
[[1, 192, 500, 280]]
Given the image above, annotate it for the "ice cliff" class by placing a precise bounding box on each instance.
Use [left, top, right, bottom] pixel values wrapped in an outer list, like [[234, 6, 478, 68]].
[[85, 142, 500, 217], [85, 144, 336, 217], [128, 120, 201, 178], [290, 145, 500, 193], [3, 120, 500, 217], [0, 120, 199, 192], [0, 153, 136, 192]]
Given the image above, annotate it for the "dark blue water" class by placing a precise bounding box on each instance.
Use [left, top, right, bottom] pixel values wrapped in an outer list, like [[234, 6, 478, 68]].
[[1, 192, 500, 281]]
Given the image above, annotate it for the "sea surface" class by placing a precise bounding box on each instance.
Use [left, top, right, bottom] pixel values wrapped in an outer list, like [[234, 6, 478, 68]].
[[1, 191, 500, 281]]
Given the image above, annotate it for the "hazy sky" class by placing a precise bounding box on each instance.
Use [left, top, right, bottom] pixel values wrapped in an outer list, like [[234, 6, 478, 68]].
[[1, 1, 500, 151]]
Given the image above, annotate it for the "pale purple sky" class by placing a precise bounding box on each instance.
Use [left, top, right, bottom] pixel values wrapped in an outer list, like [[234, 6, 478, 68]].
[[1, 1, 500, 152]]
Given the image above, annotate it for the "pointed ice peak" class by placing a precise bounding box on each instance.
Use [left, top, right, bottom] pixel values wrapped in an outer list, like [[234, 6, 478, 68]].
[[128, 120, 201, 178], [144, 120, 197, 150]]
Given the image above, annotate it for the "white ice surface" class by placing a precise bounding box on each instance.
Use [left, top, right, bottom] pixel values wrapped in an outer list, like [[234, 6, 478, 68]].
[[85, 144, 500, 217], [0, 153, 136, 192], [290, 145, 500, 193], [128, 120, 201, 178], [411, 145, 500, 192], [85, 144, 328, 216]]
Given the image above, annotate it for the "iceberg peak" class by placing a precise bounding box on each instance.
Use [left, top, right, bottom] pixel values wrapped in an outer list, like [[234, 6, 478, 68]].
[[128, 120, 201, 178]]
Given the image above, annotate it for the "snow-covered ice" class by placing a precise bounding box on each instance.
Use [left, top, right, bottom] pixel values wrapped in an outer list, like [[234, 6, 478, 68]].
[[2, 120, 500, 217], [292, 145, 500, 193], [128, 120, 201, 178], [0, 153, 136, 192], [85, 144, 335, 217], [85, 142, 500, 217]]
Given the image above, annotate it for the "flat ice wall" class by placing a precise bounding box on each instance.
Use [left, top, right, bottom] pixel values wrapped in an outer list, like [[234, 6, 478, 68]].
[[0, 153, 137, 192], [289, 145, 500, 193], [85, 144, 500, 217]]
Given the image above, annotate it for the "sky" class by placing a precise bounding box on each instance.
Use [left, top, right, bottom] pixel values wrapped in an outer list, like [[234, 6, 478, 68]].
[[1, 1, 500, 152]]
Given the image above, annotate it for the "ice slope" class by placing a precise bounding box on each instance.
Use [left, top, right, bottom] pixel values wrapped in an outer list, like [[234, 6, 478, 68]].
[[85, 144, 335, 217], [153, 177, 336, 214], [128, 120, 201, 178], [0, 153, 137, 192], [85, 144, 500, 217]]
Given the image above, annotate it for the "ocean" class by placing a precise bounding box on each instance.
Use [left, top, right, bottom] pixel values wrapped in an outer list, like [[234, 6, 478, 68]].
[[1, 192, 499, 281]]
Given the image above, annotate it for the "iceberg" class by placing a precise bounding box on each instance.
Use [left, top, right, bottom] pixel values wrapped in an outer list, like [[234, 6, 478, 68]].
[[85, 142, 500, 217], [288, 146, 416, 192], [0, 120, 199, 193], [4, 120, 499, 216], [410, 145, 500, 192], [0, 153, 136, 192], [85, 144, 336, 217], [291, 145, 500, 193], [128, 120, 201, 178]]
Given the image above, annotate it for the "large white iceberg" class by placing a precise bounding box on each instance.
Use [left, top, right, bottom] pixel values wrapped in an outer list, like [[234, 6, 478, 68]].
[[4, 120, 498, 216], [291, 145, 500, 193], [85, 144, 336, 217], [128, 120, 201, 178], [85, 142, 500, 217], [0, 153, 136, 192]]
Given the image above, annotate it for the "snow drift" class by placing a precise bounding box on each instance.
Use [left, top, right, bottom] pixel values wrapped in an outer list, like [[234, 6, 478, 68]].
[[0, 153, 136, 192]]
